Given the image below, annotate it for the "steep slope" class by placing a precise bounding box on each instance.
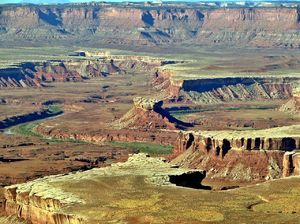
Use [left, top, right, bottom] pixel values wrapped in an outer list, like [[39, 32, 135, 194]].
[[0, 56, 160, 88], [279, 93, 300, 115], [113, 97, 192, 130], [4, 153, 206, 224], [180, 77, 294, 104], [153, 71, 298, 104], [172, 131, 300, 181], [0, 5, 300, 48]]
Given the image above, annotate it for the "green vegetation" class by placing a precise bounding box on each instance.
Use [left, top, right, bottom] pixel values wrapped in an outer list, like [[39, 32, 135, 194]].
[[7, 104, 63, 138], [109, 141, 172, 156], [10, 122, 42, 138], [10, 122, 85, 145], [47, 104, 63, 114]]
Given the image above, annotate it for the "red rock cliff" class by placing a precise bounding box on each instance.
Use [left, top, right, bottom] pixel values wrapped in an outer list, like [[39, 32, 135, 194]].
[[172, 131, 300, 181], [1, 5, 300, 47]]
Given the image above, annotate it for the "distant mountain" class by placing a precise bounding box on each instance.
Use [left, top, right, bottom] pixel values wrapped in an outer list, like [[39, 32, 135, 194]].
[[1, 0, 300, 5], [20, 0, 70, 4]]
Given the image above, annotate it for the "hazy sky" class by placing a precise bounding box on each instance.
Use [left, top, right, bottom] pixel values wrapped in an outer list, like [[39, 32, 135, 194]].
[[0, 0, 296, 3]]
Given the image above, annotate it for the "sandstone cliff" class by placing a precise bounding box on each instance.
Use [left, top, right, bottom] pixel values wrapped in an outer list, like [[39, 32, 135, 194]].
[[181, 78, 294, 104], [153, 71, 299, 104], [36, 124, 178, 145], [279, 93, 300, 115], [0, 56, 160, 88], [112, 97, 192, 130], [1, 5, 300, 48], [4, 153, 205, 224], [172, 131, 300, 181]]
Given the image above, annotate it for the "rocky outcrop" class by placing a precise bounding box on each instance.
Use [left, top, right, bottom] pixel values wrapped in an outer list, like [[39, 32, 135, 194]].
[[180, 77, 296, 104], [36, 124, 178, 146], [279, 93, 300, 115], [0, 66, 41, 88], [153, 74, 299, 104], [4, 153, 206, 224], [172, 131, 300, 181], [133, 97, 162, 111], [152, 64, 300, 104], [282, 151, 300, 177], [174, 132, 300, 155], [1, 5, 300, 48], [152, 69, 183, 98], [0, 56, 160, 88], [4, 174, 85, 224], [112, 97, 192, 130]]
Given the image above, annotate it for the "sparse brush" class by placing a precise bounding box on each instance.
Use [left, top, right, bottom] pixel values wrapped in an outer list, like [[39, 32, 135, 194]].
[[0, 216, 27, 224]]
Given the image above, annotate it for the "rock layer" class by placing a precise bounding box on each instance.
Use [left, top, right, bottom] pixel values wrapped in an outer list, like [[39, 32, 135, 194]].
[[181, 77, 294, 104], [174, 131, 300, 155], [153, 69, 300, 104], [172, 131, 300, 181], [36, 124, 178, 145], [279, 93, 300, 115], [113, 97, 192, 130], [4, 153, 205, 224], [0, 57, 160, 88], [1, 5, 300, 47]]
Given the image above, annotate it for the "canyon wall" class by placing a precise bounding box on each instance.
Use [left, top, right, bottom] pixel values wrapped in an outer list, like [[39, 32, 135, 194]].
[[154, 70, 299, 104], [180, 77, 295, 104], [3, 153, 206, 224], [0, 57, 160, 88], [0, 66, 41, 88], [4, 175, 84, 224], [36, 125, 178, 146], [174, 131, 300, 155], [172, 131, 300, 181], [279, 93, 300, 115], [199, 8, 300, 47], [0, 5, 300, 47], [113, 97, 192, 130]]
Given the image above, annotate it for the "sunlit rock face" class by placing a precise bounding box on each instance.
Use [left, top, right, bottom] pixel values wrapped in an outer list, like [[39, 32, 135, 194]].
[[1, 6, 300, 47], [112, 97, 193, 130], [172, 131, 300, 181], [4, 153, 205, 224], [279, 94, 300, 115], [0, 56, 160, 88], [152, 69, 299, 104], [133, 97, 163, 111]]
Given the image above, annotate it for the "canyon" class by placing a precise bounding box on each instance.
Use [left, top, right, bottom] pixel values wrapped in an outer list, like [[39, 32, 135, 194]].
[[154, 70, 300, 103], [4, 153, 300, 224], [1, 4, 300, 48], [0, 55, 160, 88], [1, 2, 300, 223], [2, 50, 300, 110], [4, 154, 207, 224], [172, 130, 300, 182], [0, 105, 62, 129]]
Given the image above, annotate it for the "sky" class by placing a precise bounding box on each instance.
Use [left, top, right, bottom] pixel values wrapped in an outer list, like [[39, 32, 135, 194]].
[[0, 0, 298, 3]]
